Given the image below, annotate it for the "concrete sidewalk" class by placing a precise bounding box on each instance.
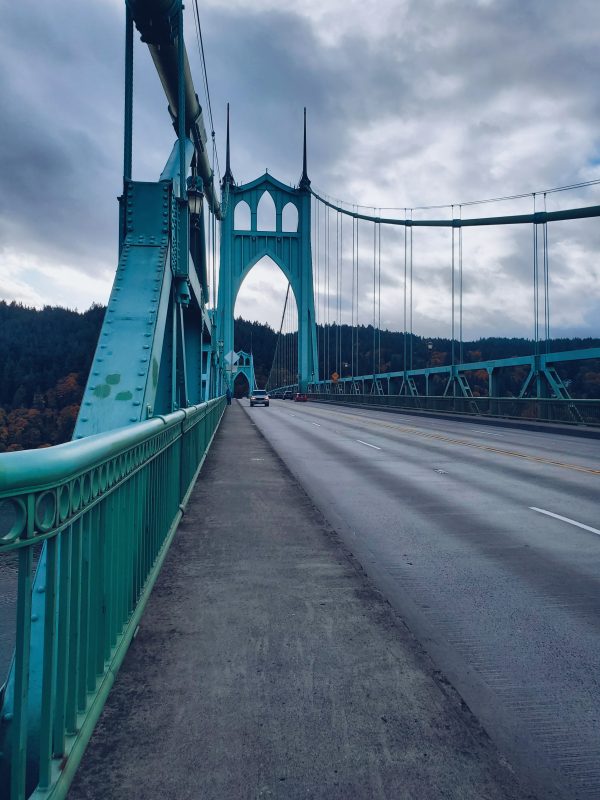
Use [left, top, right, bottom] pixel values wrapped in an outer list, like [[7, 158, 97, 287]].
[[69, 401, 533, 800]]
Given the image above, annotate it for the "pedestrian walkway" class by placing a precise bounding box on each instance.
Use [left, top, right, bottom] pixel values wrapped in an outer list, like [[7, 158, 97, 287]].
[[69, 402, 532, 800]]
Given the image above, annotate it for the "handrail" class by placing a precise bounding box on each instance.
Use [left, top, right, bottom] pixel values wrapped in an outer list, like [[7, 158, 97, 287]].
[[0, 396, 226, 799], [0, 413, 181, 498]]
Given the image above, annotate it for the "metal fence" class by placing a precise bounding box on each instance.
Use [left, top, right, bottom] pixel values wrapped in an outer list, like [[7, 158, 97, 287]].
[[0, 396, 226, 800], [306, 392, 600, 426]]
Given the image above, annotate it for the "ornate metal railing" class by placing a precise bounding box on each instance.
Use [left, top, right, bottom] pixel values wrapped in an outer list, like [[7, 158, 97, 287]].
[[0, 396, 226, 800]]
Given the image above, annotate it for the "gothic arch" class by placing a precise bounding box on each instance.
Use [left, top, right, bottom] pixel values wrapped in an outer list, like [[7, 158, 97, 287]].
[[282, 202, 298, 232], [234, 200, 251, 229], [257, 191, 276, 231], [234, 253, 298, 311]]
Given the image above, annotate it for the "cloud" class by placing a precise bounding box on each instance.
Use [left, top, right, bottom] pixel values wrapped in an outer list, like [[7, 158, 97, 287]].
[[1, 0, 599, 339]]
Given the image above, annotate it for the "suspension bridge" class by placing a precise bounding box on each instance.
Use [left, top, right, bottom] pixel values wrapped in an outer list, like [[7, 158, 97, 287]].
[[1, 1, 599, 798]]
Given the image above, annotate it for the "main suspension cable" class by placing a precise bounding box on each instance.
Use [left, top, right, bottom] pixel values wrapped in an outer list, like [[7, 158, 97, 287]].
[[311, 177, 600, 215], [192, 0, 221, 183]]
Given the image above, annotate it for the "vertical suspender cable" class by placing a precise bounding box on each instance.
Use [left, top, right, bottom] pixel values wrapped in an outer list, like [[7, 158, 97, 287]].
[[403, 211, 407, 379], [326, 204, 330, 380], [313, 195, 317, 382], [459, 206, 463, 364], [213, 211, 217, 308], [533, 193, 539, 360], [378, 219, 382, 377], [323, 202, 327, 380], [335, 211, 339, 376], [356, 215, 359, 377], [338, 212, 341, 377], [351, 211, 355, 378], [316, 196, 321, 381], [371, 209, 377, 380], [211, 137, 217, 307], [409, 210, 414, 370], [451, 205, 455, 377], [543, 192, 550, 352], [267, 283, 290, 390], [322, 201, 326, 380], [339, 212, 344, 378]]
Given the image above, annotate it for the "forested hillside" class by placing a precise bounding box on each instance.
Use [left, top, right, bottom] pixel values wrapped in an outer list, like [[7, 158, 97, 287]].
[[0, 300, 598, 451], [0, 302, 105, 451]]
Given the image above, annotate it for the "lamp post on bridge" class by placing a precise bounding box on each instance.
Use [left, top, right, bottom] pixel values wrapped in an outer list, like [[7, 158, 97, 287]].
[[187, 175, 204, 216]]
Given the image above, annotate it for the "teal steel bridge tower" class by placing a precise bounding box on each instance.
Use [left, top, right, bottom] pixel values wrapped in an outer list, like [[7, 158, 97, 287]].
[[217, 110, 319, 392]]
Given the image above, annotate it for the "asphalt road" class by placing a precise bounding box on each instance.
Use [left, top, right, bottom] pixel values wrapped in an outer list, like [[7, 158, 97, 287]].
[[246, 399, 600, 800]]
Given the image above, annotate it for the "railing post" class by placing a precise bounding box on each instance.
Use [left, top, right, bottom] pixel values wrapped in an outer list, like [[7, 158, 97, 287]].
[[10, 495, 34, 800], [38, 533, 58, 789]]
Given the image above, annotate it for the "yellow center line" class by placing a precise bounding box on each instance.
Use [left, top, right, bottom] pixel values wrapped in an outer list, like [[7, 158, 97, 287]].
[[308, 408, 600, 476]]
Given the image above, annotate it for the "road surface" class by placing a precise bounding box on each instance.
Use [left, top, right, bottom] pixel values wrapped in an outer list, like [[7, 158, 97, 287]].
[[246, 399, 600, 800]]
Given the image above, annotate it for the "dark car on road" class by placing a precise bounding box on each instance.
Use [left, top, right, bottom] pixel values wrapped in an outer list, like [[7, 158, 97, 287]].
[[250, 389, 270, 407]]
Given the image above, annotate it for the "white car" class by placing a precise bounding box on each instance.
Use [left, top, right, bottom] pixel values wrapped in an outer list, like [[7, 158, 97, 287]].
[[250, 390, 270, 407]]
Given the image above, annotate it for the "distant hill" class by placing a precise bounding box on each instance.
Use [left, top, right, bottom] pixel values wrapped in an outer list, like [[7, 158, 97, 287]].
[[0, 300, 598, 450], [0, 302, 105, 451]]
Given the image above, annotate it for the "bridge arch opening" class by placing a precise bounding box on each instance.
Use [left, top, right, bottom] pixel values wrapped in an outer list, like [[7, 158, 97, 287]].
[[282, 202, 298, 232], [234, 200, 251, 230], [257, 191, 276, 231], [233, 370, 250, 398], [234, 255, 298, 390]]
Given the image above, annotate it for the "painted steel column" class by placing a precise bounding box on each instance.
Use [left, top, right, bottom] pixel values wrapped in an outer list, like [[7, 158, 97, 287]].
[[298, 188, 318, 391], [217, 184, 234, 390], [177, 6, 186, 201], [119, 6, 134, 255], [123, 7, 133, 183]]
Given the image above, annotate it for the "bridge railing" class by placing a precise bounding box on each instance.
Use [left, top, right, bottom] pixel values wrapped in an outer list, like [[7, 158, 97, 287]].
[[307, 392, 600, 426], [0, 396, 226, 800]]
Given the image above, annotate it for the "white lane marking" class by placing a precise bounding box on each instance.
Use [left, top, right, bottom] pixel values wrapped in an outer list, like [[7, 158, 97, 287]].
[[312, 422, 321, 427], [530, 507, 600, 536], [356, 439, 381, 450], [474, 430, 502, 437], [290, 413, 297, 417]]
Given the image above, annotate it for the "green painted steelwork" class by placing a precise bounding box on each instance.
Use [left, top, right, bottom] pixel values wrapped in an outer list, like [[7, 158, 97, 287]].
[[0, 3, 226, 797], [297, 347, 600, 426], [306, 347, 600, 400], [126, 0, 221, 218], [217, 113, 318, 392], [0, 397, 226, 799], [306, 392, 600, 427], [227, 350, 256, 393]]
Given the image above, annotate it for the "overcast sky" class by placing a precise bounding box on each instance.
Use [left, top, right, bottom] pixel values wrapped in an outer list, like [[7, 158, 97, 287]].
[[1, 0, 599, 340]]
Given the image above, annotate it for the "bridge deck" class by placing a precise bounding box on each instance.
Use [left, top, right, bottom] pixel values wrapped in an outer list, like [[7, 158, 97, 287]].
[[68, 402, 529, 800]]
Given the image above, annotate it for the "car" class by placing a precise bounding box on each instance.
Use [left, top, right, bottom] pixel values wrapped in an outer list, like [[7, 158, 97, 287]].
[[250, 389, 269, 407], [294, 393, 308, 402], [282, 391, 292, 400]]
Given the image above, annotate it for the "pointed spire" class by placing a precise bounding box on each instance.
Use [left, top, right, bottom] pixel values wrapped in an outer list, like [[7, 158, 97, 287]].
[[299, 106, 311, 190], [223, 102, 234, 187]]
